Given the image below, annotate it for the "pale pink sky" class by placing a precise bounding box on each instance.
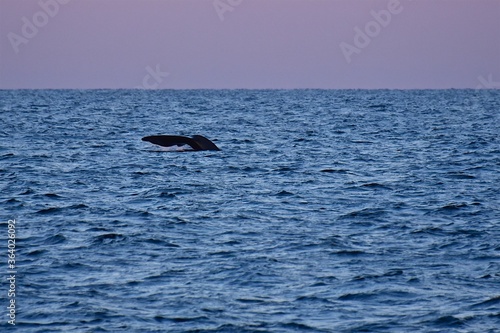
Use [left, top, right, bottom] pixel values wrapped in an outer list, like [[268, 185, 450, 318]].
[[0, 0, 499, 89]]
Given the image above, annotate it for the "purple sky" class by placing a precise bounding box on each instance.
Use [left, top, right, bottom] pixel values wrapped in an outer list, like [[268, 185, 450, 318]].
[[1, 0, 499, 89]]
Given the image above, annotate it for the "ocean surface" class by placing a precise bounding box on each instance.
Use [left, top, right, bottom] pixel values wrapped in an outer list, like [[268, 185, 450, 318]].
[[1, 89, 499, 332]]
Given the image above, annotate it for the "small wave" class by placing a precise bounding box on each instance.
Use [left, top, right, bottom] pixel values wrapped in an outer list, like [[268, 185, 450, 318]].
[[320, 168, 349, 173], [209, 250, 236, 257], [349, 322, 394, 332], [295, 295, 333, 304], [471, 295, 500, 308], [433, 315, 466, 327], [338, 292, 377, 301], [30, 103, 50, 108], [440, 203, 468, 210], [351, 139, 374, 144], [20, 188, 35, 195], [368, 103, 390, 110], [44, 193, 62, 198], [445, 172, 476, 179], [353, 269, 404, 281], [91, 233, 127, 245], [339, 207, 386, 219], [330, 250, 366, 256], [275, 190, 294, 196], [280, 322, 320, 331], [144, 238, 180, 247], [185, 323, 262, 333], [236, 298, 266, 304], [0, 152, 15, 159], [60, 262, 90, 270], [153, 315, 209, 323], [158, 192, 176, 198], [273, 167, 294, 172], [26, 249, 47, 257], [124, 209, 153, 217], [450, 228, 483, 237], [410, 227, 445, 235], [36, 207, 61, 214], [360, 182, 391, 189], [36, 204, 88, 215], [69, 204, 89, 209], [3, 198, 22, 205], [44, 234, 67, 245], [438, 202, 478, 211]]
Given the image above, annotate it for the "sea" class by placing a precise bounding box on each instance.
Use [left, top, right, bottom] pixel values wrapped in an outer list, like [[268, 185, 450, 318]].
[[1, 89, 499, 332]]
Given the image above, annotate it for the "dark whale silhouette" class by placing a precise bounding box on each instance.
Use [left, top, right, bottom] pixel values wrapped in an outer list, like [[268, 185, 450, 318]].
[[142, 135, 220, 151]]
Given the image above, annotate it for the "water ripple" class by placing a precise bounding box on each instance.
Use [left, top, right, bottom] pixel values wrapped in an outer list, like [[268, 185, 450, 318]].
[[1, 89, 499, 332]]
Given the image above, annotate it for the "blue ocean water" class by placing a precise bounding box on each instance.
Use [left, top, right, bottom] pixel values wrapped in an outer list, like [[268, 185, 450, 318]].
[[1, 89, 499, 332]]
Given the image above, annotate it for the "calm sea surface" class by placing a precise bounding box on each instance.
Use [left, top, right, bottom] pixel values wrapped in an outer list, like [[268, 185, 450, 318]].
[[1, 89, 499, 332]]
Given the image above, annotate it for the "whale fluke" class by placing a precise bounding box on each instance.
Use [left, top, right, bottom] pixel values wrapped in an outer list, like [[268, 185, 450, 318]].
[[142, 135, 220, 151]]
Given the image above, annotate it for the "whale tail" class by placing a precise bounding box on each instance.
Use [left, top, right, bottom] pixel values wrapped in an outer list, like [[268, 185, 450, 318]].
[[142, 135, 220, 151], [191, 135, 220, 151]]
